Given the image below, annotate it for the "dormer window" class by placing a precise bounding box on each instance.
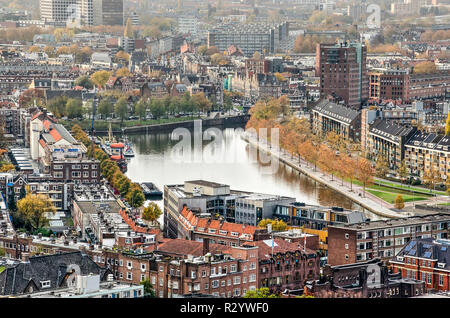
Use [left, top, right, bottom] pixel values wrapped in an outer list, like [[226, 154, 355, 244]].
[[40, 280, 51, 289], [438, 263, 445, 269]]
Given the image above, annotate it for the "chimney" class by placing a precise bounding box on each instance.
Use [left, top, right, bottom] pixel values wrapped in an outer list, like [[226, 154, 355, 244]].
[[203, 238, 210, 255]]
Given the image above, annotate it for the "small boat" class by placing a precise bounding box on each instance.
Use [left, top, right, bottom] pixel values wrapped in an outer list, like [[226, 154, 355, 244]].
[[124, 142, 135, 158], [140, 182, 163, 199]]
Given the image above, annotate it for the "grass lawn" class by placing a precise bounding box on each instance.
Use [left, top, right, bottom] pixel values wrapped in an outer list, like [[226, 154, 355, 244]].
[[366, 189, 428, 204], [439, 203, 450, 206], [376, 179, 447, 196]]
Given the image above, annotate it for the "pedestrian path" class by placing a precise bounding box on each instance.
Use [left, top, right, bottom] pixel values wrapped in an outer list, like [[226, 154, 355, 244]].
[[243, 132, 412, 219]]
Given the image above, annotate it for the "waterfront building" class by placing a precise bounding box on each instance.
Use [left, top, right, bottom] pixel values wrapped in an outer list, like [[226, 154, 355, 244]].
[[404, 131, 450, 180], [327, 214, 450, 266], [366, 118, 416, 171], [164, 180, 295, 239], [311, 99, 361, 142]]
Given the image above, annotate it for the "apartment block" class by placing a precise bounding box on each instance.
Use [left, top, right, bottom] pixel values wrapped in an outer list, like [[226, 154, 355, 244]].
[[327, 214, 450, 266]]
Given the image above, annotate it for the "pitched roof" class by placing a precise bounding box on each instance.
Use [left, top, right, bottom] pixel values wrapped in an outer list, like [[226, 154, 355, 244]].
[[250, 238, 316, 261], [313, 99, 360, 124], [156, 239, 229, 257], [0, 252, 105, 296]]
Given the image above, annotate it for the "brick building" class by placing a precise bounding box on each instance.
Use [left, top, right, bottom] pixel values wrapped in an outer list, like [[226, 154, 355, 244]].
[[315, 42, 368, 109], [390, 238, 450, 292], [327, 214, 450, 266]]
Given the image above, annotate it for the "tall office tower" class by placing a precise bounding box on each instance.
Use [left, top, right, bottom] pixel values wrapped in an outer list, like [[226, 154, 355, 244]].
[[101, 0, 124, 26], [80, 0, 94, 26], [40, 0, 80, 26], [315, 41, 368, 110]]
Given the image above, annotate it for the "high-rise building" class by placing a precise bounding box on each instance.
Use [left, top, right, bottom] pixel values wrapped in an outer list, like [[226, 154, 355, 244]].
[[315, 41, 368, 109], [40, 0, 79, 26], [100, 0, 123, 26]]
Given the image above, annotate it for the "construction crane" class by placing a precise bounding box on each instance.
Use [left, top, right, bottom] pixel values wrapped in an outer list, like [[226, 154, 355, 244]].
[[90, 89, 99, 159]]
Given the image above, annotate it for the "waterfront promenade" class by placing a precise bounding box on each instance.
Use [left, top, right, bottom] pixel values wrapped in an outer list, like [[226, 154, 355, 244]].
[[242, 132, 413, 219]]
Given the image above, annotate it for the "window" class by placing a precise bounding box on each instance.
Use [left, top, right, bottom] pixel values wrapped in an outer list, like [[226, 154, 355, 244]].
[[126, 272, 132, 280], [439, 275, 443, 286], [212, 280, 219, 288], [234, 276, 241, 285], [345, 233, 349, 239], [40, 280, 51, 288], [230, 264, 237, 273], [141, 263, 146, 271]]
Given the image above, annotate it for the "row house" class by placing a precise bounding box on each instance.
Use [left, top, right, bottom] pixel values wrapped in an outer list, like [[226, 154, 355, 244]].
[[390, 238, 450, 292], [232, 71, 282, 100], [307, 258, 425, 298], [312, 99, 361, 142], [140, 82, 169, 99], [106, 76, 134, 93], [366, 118, 416, 170], [404, 131, 450, 179], [253, 238, 320, 294], [177, 206, 269, 247], [327, 214, 450, 266]]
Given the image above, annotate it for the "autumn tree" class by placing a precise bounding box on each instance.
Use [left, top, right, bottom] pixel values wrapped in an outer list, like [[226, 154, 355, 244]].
[[126, 184, 146, 209], [124, 18, 134, 38], [398, 160, 408, 184], [17, 193, 56, 231], [423, 166, 441, 190], [394, 195, 405, 209], [91, 70, 112, 89], [192, 92, 212, 114], [116, 50, 130, 63], [356, 158, 375, 197], [375, 155, 389, 178], [74, 75, 94, 90], [142, 202, 162, 224], [116, 67, 132, 77], [258, 219, 288, 232], [446, 112, 450, 135], [413, 61, 437, 74], [244, 288, 280, 298]]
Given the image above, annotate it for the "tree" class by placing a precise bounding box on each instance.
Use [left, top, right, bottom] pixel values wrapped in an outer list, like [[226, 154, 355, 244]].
[[135, 99, 148, 120], [7, 193, 17, 212], [258, 219, 288, 232], [126, 184, 145, 208], [244, 287, 280, 298], [19, 184, 27, 200], [0, 163, 15, 172], [140, 279, 155, 298], [116, 67, 132, 77], [149, 99, 165, 120], [98, 97, 114, 119], [398, 160, 408, 184], [375, 155, 389, 178], [74, 75, 94, 90], [28, 46, 40, 53], [394, 195, 405, 209], [47, 96, 68, 118], [142, 202, 162, 224], [91, 70, 112, 89], [124, 18, 134, 38], [445, 112, 450, 136], [114, 97, 129, 123], [423, 166, 441, 191], [65, 98, 84, 119], [192, 92, 212, 114], [356, 158, 375, 197], [413, 61, 437, 74], [17, 193, 56, 231], [116, 51, 130, 63]]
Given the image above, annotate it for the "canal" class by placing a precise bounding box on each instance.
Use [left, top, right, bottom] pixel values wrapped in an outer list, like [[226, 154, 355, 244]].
[[124, 125, 385, 222]]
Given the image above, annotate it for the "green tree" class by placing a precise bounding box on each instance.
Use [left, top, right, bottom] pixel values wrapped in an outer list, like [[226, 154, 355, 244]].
[[135, 99, 148, 120], [114, 97, 129, 123], [19, 184, 27, 200], [149, 99, 165, 120], [65, 98, 84, 119], [126, 184, 145, 208], [243, 288, 280, 298], [142, 202, 162, 224], [74, 75, 94, 90], [140, 279, 155, 298], [8, 193, 17, 212], [98, 97, 114, 119]]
